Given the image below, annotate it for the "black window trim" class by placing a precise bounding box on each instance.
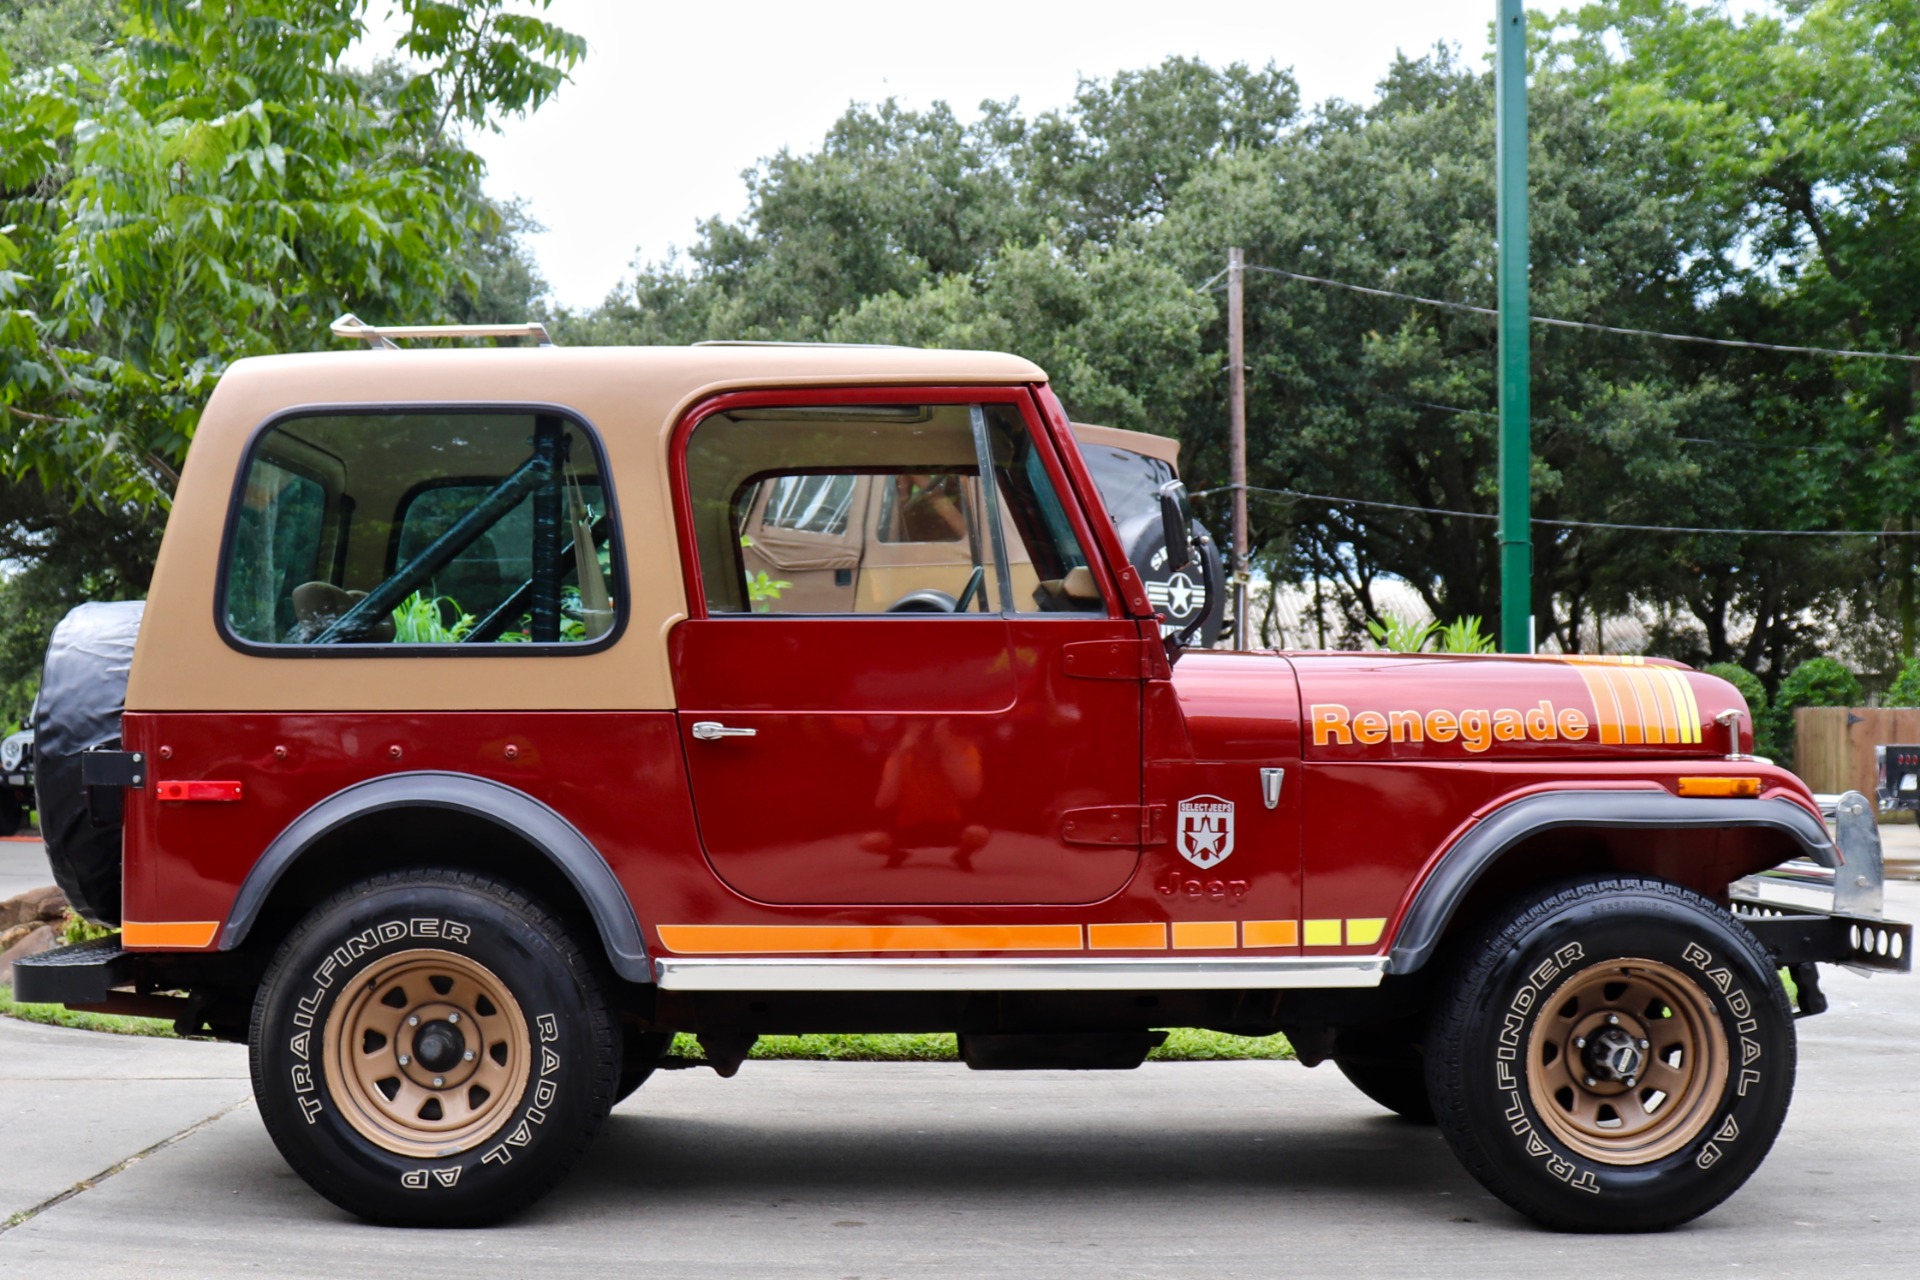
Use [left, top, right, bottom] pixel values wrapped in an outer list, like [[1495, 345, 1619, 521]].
[[214, 401, 629, 659]]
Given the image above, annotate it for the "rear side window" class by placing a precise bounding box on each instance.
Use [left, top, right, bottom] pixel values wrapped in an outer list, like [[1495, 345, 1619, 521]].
[[222, 410, 620, 649]]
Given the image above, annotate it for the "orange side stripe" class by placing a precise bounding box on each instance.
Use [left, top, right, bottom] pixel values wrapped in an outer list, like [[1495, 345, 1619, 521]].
[[1171, 921, 1238, 950], [655, 924, 1085, 955], [121, 921, 220, 949], [1242, 920, 1299, 948], [1089, 922, 1168, 950]]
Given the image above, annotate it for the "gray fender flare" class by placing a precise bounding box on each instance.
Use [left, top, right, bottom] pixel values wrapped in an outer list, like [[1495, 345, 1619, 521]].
[[220, 771, 651, 983], [1385, 791, 1836, 976]]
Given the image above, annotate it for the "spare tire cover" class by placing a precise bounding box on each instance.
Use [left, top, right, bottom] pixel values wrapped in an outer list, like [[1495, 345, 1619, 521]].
[[34, 601, 144, 924], [1123, 514, 1224, 649]]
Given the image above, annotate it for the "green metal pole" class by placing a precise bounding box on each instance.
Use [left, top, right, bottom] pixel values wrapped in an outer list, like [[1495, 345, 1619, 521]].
[[1496, 0, 1532, 653]]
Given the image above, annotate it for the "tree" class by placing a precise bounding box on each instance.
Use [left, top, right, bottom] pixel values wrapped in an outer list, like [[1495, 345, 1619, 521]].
[[1, 0, 583, 509], [1554, 0, 1920, 668]]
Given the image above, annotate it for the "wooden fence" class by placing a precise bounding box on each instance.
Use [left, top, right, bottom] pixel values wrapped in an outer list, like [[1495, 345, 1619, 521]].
[[1794, 707, 1920, 796]]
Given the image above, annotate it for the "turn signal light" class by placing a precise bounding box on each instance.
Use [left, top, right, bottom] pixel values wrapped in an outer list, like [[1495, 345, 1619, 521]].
[[1677, 776, 1763, 798]]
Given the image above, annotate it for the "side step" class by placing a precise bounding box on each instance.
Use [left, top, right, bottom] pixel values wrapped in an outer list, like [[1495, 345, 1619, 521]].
[[10, 935, 133, 1004], [958, 1031, 1168, 1071]]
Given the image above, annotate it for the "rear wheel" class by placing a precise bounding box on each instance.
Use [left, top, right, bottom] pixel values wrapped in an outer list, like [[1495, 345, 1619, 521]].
[[1426, 876, 1794, 1232], [250, 869, 620, 1226]]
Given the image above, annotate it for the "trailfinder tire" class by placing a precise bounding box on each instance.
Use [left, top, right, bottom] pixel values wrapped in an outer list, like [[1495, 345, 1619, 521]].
[[250, 869, 620, 1226], [1426, 876, 1794, 1232]]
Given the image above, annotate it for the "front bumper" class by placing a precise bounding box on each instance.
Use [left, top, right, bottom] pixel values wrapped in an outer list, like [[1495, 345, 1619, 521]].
[[1732, 791, 1910, 993]]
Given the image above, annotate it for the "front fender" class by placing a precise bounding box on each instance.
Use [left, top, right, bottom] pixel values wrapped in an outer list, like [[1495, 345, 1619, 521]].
[[1385, 791, 1836, 975]]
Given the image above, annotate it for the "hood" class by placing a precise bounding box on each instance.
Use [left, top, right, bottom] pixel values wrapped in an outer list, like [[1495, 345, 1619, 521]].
[[1283, 651, 1749, 762]]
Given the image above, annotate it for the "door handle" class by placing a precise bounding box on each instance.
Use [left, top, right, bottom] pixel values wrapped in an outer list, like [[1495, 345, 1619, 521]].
[[691, 721, 757, 741]]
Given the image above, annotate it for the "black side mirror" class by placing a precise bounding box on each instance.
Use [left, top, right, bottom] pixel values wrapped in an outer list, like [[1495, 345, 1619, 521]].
[[1158, 481, 1193, 572]]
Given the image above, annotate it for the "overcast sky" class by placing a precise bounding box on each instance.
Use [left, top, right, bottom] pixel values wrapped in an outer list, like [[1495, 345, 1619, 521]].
[[373, 1, 1559, 311]]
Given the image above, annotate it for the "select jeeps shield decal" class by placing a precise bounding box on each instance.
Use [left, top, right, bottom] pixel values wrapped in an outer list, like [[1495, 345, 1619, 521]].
[[1176, 795, 1235, 869]]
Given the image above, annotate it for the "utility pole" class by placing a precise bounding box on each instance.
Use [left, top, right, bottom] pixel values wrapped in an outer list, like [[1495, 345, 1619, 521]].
[[1228, 246, 1250, 648], [1496, 0, 1533, 654]]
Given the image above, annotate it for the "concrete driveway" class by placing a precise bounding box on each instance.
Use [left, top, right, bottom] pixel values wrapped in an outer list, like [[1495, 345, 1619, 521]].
[[1, 857, 1916, 1276]]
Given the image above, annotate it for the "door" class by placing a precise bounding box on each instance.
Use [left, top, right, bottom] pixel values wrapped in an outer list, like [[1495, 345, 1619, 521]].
[[670, 392, 1145, 906]]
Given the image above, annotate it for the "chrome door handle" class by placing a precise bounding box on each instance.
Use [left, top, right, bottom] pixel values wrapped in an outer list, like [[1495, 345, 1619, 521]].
[[691, 721, 757, 741]]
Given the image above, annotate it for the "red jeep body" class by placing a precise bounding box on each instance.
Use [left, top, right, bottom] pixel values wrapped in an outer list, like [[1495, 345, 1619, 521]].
[[18, 341, 1900, 1231]]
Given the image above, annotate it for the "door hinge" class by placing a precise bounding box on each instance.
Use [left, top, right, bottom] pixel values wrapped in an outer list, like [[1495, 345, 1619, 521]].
[[1062, 638, 1156, 681], [1061, 803, 1167, 847]]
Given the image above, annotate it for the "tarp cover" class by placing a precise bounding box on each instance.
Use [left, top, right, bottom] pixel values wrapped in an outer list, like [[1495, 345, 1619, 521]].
[[35, 601, 144, 924]]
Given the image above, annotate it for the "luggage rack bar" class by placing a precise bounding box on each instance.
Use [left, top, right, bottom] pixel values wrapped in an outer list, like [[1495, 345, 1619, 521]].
[[330, 313, 553, 349]]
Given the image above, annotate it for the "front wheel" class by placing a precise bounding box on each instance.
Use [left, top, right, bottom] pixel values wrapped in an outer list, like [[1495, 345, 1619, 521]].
[[1426, 876, 1795, 1232], [250, 869, 620, 1226]]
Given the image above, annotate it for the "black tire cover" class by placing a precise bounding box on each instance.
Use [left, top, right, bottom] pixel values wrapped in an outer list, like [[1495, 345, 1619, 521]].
[[34, 601, 144, 924]]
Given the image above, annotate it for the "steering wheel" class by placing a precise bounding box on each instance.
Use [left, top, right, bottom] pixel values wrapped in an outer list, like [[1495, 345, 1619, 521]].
[[954, 565, 987, 613]]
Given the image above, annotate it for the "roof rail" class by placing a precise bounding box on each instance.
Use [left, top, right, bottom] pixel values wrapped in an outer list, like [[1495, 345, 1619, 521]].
[[331, 313, 554, 349]]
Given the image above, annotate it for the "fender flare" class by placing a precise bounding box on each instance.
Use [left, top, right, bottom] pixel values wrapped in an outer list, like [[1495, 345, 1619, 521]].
[[1384, 791, 1836, 976], [220, 771, 651, 983]]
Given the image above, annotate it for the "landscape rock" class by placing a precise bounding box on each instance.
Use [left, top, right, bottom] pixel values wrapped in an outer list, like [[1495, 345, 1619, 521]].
[[1, 884, 67, 929], [0, 921, 59, 987]]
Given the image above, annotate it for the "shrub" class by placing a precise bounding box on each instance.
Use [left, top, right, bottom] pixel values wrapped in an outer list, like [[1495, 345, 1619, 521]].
[[1771, 656, 1862, 769], [1703, 662, 1776, 757], [1885, 656, 1920, 708]]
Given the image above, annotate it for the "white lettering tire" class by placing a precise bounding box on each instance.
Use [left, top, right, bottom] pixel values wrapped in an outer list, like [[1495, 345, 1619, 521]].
[[1425, 876, 1795, 1231], [249, 869, 620, 1226]]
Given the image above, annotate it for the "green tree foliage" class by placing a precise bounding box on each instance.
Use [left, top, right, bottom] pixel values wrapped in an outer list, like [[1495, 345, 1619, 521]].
[[0, 0, 577, 710], [1, 0, 582, 509], [1883, 657, 1920, 709], [1552, 0, 1920, 671], [1770, 655, 1864, 766], [1703, 661, 1774, 756]]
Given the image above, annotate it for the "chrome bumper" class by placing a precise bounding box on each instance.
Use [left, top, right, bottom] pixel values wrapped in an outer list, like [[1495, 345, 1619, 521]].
[[1731, 791, 1910, 976]]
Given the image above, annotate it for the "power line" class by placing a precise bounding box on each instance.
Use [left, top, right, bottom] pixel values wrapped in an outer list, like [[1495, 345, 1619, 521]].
[[1223, 263, 1920, 365], [1190, 482, 1920, 539]]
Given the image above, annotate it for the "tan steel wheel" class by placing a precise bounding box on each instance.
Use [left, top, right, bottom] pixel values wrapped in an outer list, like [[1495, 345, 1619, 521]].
[[1525, 957, 1729, 1165], [322, 948, 531, 1159]]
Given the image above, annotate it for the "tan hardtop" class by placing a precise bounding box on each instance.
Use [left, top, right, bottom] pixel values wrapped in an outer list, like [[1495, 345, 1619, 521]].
[[1071, 422, 1181, 467], [130, 344, 1049, 714]]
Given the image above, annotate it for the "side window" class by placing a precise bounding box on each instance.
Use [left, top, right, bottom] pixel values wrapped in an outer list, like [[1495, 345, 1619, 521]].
[[222, 411, 620, 648], [982, 405, 1101, 615], [685, 402, 1104, 617]]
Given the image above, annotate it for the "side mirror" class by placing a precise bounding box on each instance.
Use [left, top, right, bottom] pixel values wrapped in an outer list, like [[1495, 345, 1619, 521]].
[[1158, 481, 1193, 572]]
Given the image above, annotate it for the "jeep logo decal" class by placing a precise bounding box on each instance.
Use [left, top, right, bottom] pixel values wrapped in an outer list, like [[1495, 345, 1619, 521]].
[[1176, 795, 1234, 869]]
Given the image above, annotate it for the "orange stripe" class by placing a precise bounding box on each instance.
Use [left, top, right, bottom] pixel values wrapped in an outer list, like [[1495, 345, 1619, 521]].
[[1576, 667, 1624, 745], [655, 924, 1085, 955], [1171, 921, 1238, 950], [1664, 668, 1703, 743], [1242, 919, 1299, 948], [1088, 922, 1169, 950], [1639, 667, 1679, 742], [1611, 669, 1648, 744], [1626, 666, 1674, 743], [121, 921, 219, 949]]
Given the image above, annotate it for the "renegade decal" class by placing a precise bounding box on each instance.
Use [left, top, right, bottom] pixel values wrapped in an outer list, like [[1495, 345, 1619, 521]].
[[1175, 794, 1235, 868], [1310, 701, 1590, 752]]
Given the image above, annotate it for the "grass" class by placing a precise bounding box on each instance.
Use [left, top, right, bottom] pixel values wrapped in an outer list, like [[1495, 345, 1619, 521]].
[[665, 1028, 1293, 1063], [0, 983, 181, 1038]]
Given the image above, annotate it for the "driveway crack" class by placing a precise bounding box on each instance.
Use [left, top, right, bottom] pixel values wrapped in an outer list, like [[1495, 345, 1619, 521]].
[[0, 1097, 253, 1236]]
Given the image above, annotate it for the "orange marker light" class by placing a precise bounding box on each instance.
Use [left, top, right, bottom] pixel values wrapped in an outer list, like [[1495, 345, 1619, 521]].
[[1676, 776, 1763, 798]]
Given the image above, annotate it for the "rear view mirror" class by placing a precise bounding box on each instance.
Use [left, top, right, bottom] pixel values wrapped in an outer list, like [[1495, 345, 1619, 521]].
[[1158, 481, 1193, 572]]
